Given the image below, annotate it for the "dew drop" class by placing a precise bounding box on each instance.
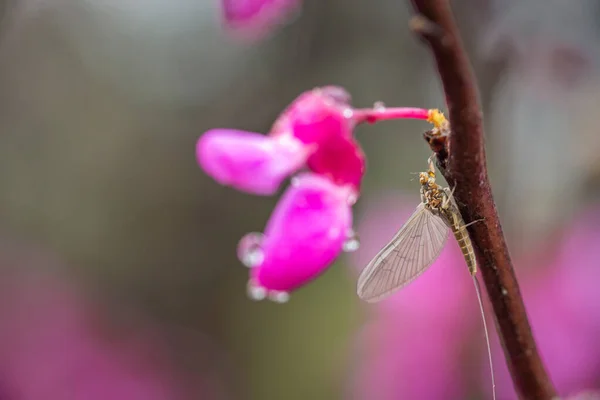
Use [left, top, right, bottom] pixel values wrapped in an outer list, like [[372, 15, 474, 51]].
[[343, 229, 360, 252], [247, 281, 267, 301], [373, 101, 386, 111], [237, 232, 265, 268], [347, 193, 358, 206], [291, 176, 300, 187], [343, 108, 354, 119], [268, 290, 290, 303]]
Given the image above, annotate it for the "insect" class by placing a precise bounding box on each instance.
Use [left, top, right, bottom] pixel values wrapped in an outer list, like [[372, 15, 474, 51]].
[[357, 155, 496, 399]]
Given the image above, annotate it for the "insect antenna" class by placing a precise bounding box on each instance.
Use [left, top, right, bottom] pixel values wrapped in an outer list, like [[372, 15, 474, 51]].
[[472, 274, 496, 400]]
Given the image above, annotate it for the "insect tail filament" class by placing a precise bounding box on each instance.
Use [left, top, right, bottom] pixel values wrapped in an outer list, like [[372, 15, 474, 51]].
[[473, 274, 496, 400]]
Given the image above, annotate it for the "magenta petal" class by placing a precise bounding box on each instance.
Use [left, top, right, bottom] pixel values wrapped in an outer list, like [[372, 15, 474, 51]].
[[250, 173, 354, 292], [197, 129, 308, 195], [306, 135, 366, 189], [270, 87, 366, 188], [275, 86, 354, 144], [222, 0, 301, 40]]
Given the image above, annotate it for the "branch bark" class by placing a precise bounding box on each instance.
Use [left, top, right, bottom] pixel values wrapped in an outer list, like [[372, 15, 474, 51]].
[[408, 1, 556, 399]]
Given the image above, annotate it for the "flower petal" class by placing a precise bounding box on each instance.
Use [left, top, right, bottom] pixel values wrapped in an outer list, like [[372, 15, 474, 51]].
[[249, 173, 354, 292], [273, 86, 354, 144], [222, 0, 301, 41], [270, 87, 366, 188], [305, 135, 366, 189], [197, 129, 308, 195]]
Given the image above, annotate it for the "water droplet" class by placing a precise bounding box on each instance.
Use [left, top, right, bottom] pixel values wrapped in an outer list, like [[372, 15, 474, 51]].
[[343, 229, 360, 252], [373, 101, 386, 111], [347, 192, 358, 206], [268, 290, 290, 303], [343, 108, 354, 119], [247, 281, 267, 301], [237, 233, 265, 268], [291, 176, 300, 187]]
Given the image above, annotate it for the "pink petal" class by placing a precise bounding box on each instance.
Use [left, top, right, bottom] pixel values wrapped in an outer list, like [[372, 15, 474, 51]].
[[222, 0, 301, 41], [248, 173, 354, 293], [273, 86, 354, 144], [197, 129, 308, 195], [271, 86, 366, 188], [305, 135, 366, 189]]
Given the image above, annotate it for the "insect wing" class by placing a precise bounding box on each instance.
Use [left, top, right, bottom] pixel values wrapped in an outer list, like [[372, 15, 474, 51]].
[[357, 203, 449, 302]]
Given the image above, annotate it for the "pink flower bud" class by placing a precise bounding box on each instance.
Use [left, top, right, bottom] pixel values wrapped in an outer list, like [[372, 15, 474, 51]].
[[221, 0, 301, 41], [196, 129, 309, 195], [239, 173, 356, 301]]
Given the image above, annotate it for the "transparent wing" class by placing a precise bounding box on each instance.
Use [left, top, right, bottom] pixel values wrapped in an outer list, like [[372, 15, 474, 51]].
[[357, 203, 449, 303]]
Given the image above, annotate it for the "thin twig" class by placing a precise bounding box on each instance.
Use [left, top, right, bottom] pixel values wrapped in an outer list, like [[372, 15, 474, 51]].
[[408, 1, 556, 399]]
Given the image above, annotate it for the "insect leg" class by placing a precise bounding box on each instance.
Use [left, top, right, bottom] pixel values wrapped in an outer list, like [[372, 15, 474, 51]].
[[461, 218, 485, 229], [441, 185, 457, 209], [454, 218, 486, 234]]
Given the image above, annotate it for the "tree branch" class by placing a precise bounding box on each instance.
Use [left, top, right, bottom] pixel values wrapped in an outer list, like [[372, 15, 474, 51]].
[[408, 1, 556, 399]]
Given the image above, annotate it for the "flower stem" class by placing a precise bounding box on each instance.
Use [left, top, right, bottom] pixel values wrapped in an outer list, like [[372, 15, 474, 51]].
[[353, 107, 429, 123], [353, 107, 447, 129]]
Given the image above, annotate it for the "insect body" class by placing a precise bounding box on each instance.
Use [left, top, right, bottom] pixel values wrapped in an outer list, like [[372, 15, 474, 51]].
[[428, 186, 477, 277], [357, 157, 476, 302]]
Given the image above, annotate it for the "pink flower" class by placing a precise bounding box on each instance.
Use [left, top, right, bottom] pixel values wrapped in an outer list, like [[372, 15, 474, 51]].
[[197, 86, 431, 195], [198, 87, 364, 302], [197, 87, 435, 301], [221, 0, 302, 41]]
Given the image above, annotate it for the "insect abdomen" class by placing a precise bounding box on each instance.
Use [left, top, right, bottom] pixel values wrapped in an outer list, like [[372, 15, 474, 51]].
[[451, 216, 477, 275]]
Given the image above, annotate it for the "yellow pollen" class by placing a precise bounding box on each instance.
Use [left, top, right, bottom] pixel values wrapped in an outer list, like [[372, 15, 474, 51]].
[[427, 109, 447, 128]]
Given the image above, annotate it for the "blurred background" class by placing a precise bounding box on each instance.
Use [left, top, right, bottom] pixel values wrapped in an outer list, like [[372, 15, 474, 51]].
[[0, 0, 599, 399]]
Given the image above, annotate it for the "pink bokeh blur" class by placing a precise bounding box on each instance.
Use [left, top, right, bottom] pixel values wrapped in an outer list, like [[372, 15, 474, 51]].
[[221, 0, 301, 41], [0, 238, 223, 400]]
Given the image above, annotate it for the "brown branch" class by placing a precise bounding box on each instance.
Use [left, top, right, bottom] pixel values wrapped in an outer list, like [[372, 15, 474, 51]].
[[409, 1, 556, 399]]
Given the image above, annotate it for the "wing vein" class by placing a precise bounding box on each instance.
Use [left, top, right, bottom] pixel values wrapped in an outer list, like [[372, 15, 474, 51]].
[[357, 203, 449, 302]]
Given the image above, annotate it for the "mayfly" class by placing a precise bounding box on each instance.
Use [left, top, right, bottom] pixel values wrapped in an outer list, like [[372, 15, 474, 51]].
[[357, 156, 496, 400]]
